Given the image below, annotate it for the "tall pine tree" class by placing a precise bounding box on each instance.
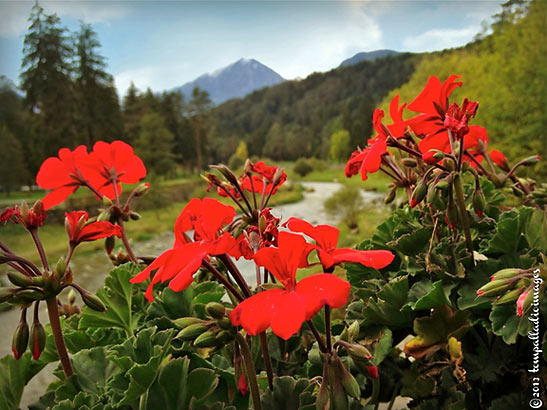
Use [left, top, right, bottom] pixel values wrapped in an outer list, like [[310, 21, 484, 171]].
[[20, 1, 76, 158], [73, 22, 122, 147]]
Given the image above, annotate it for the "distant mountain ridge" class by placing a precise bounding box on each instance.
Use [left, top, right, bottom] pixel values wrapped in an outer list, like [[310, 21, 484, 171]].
[[339, 50, 400, 67], [174, 58, 285, 105]]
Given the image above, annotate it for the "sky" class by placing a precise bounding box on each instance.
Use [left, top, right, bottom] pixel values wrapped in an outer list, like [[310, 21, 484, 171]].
[[0, 0, 505, 95]]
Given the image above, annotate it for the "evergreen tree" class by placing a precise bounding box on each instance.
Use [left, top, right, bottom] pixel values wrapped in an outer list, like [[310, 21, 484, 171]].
[[135, 113, 176, 176], [122, 82, 146, 144], [187, 87, 212, 171], [73, 22, 122, 146], [329, 129, 351, 162], [20, 1, 76, 157], [0, 125, 30, 194]]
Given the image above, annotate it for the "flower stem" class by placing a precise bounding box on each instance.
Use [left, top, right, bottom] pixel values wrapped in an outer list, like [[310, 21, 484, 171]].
[[29, 228, 49, 271], [117, 217, 138, 263], [453, 173, 474, 254], [259, 332, 274, 390], [306, 321, 327, 353], [324, 306, 332, 352], [218, 254, 252, 298], [202, 260, 244, 302], [235, 333, 262, 410], [46, 297, 73, 378]]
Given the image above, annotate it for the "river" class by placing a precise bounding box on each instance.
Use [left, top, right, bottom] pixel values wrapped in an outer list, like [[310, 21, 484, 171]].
[[2, 181, 384, 408]]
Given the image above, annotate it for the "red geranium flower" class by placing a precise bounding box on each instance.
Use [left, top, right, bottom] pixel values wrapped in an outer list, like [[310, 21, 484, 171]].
[[374, 96, 408, 139], [65, 211, 122, 245], [284, 217, 394, 270], [0, 202, 46, 229], [130, 198, 237, 301], [36, 145, 93, 210], [230, 231, 351, 340], [83, 141, 146, 200], [490, 149, 509, 170], [418, 125, 489, 162], [407, 75, 463, 137], [345, 137, 387, 181]]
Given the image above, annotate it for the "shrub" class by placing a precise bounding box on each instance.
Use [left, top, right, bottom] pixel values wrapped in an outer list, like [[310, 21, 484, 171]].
[[293, 158, 313, 177]]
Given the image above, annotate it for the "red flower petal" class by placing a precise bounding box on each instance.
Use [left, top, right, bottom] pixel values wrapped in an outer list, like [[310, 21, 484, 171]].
[[230, 288, 285, 335], [284, 217, 339, 250], [41, 185, 79, 210], [270, 291, 306, 340], [407, 76, 442, 115], [295, 274, 350, 320], [331, 248, 395, 269]]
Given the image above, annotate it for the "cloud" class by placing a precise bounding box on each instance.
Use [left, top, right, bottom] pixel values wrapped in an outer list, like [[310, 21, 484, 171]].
[[271, 7, 383, 79], [43, 1, 130, 24], [114, 62, 192, 96], [402, 26, 479, 52], [0, 1, 130, 38]]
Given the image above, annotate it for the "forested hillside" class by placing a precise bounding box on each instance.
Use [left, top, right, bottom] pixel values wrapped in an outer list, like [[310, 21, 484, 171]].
[[378, 0, 546, 166]]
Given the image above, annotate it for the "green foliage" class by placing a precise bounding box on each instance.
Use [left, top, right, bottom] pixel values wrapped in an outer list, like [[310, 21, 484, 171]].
[[329, 129, 351, 162], [135, 112, 177, 176], [260, 376, 316, 410], [0, 125, 30, 193], [293, 158, 313, 177], [324, 185, 364, 229]]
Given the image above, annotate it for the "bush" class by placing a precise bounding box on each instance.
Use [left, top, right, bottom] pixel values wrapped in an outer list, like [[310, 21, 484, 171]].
[[324, 185, 364, 229], [293, 158, 313, 177], [228, 153, 244, 170]]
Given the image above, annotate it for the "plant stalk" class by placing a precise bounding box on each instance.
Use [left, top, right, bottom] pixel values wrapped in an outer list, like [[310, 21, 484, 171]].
[[46, 297, 73, 378], [117, 217, 138, 263], [259, 332, 274, 390], [235, 333, 262, 410], [453, 173, 474, 254]]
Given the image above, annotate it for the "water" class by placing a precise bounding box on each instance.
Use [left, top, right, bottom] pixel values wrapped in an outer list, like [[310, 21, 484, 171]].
[[1, 181, 383, 408]]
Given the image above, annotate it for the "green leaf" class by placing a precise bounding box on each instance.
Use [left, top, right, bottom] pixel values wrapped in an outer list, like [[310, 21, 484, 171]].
[[361, 326, 392, 366], [524, 208, 547, 252], [0, 353, 43, 410], [261, 376, 316, 410], [362, 276, 413, 328], [70, 347, 118, 394], [489, 305, 530, 344], [188, 368, 219, 404], [403, 305, 470, 359], [485, 208, 534, 255], [488, 392, 527, 410], [79, 262, 142, 337], [388, 227, 433, 255], [400, 366, 435, 399], [407, 279, 456, 310]]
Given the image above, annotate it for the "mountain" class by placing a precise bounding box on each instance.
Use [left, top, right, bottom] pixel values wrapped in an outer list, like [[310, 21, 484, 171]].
[[174, 58, 285, 105], [339, 50, 400, 67]]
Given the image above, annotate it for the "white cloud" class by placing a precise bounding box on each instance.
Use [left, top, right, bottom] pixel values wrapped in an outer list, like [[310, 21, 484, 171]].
[[271, 8, 383, 79], [402, 26, 479, 52], [0, 1, 130, 38], [43, 1, 130, 24], [114, 62, 192, 96]]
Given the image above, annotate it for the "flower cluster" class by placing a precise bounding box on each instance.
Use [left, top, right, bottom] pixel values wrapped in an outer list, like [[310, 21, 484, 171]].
[[36, 140, 146, 209]]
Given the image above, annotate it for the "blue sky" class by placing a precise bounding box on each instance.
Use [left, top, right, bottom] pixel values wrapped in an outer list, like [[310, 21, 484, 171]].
[[0, 1, 505, 95]]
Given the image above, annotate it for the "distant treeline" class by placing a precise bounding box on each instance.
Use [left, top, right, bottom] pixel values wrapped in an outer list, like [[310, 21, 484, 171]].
[[1, 0, 544, 193]]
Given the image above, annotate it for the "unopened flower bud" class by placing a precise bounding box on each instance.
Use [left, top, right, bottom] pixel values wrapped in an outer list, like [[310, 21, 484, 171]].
[[97, 209, 112, 222], [129, 211, 141, 221], [259, 214, 267, 234], [212, 164, 239, 186], [490, 268, 521, 281], [7, 272, 33, 287], [173, 317, 206, 329], [384, 187, 397, 204], [238, 373, 249, 396], [472, 187, 486, 217], [433, 151, 445, 161], [410, 181, 428, 208], [193, 330, 218, 347], [272, 167, 285, 186], [243, 159, 253, 175], [177, 323, 210, 341], [346, 343, 371, 360], [12, 311, 29, 360], [332, 364, 349, 410], [517, 289, 533, 317], [205, 302, 226, 319], [68, 289, 77, 305], [347, 321, 360, 341], [29, 321, 46, 360], [401, 158, 417, 168], [493, 287, 526, 305], [55, 257, 66, 277], [102, 196, 113, 207], [215, 330, 232, 343], [446, 199, 458, 229], [521, 155, 541, 166], [476, 279, 512, 297], [16, 289, 45, 302], [337, 358, 360, 399], [217, 317, 232, 330], [444, 158, 456, 171], [134, 183, 150, 197], [79, 288, 106, 312], [365, 365, 379, 379], [316, 361, 330, 410]]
